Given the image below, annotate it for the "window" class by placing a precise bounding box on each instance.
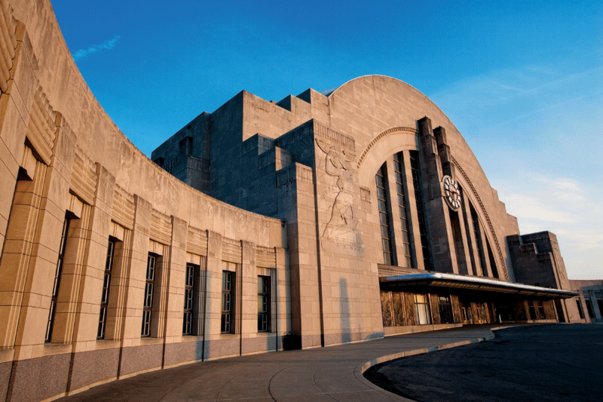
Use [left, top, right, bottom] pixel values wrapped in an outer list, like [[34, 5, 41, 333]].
[[486, 241, 500, 278], [97, 237, 116, 339], [470, 205, 488, 276], [375, 164, 396, 265], [183, 263, 199, 335], [459, 188, 477, 276], [438, 295, 454, 324], [45, 214, 72, 343], [409, 151, 431, 269], [450, 210, 468, 275], [536, 301, 546, 319], [576, 299, 585, 319], [393, 153, 416, 267], [221, 271, 235, 333], [585, 298, 594, 318], [141, 254, 157, 337], [414, 294, 432, 325], [179, 136, 193, 155], [528, 300, 545, 320], [258, 275, 271, 332]]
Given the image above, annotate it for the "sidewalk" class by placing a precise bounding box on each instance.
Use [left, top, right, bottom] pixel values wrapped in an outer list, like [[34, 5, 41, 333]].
[[61, 326, 497, 401]]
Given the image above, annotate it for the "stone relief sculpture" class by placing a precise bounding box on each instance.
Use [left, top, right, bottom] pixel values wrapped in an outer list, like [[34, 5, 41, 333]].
[[315, 138, 357, 246]]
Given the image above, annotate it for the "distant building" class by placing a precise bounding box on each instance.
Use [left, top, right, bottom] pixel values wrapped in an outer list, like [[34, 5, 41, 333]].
[[571, 280, 603, 322], [0, 0, 587, 400]]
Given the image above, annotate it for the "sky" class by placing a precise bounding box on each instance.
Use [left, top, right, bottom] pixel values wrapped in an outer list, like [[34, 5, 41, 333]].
[[51, 1, 603, 279]]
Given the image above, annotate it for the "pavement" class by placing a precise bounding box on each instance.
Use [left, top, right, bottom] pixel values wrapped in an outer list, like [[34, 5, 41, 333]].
[[366, 324, 603, 402], [61, 326, 497, 401]]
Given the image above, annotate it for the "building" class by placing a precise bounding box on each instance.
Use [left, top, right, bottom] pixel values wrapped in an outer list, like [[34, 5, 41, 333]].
[[571, 280, 603, 322], [0, 0, 585, 400]]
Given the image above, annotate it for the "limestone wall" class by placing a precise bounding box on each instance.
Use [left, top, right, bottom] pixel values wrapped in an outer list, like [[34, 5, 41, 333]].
[[0, 1, 288, 400]]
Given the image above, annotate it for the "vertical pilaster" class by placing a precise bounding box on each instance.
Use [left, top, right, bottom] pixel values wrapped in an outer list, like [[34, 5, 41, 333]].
[[69, 165, 115, 346], [162, 217, 187, 365], [275, 246, 288, 350], [0, 21, 35, 258], [203, 230, 222, 359], [52, 196, 92, 344], [0, 159, 48, 349], [417, 118, 456, 273], [119, 195, 151, 345], [12, 115, 75, 355], [240, 241, 256, 354], [276, 163, 321, 349]]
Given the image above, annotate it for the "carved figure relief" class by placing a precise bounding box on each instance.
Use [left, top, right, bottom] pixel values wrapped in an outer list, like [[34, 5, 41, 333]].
[[315, 138, 357, 246]]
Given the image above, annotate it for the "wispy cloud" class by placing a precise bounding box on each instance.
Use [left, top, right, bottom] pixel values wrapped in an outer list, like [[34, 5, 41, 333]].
[[498, 174, 603, 279], [73, 36, 121, 61], [429, 61, 603, 279]]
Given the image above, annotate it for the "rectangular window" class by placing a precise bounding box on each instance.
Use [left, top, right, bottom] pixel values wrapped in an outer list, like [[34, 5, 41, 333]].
[[141, 254, 156, 337], [45, 214, 72, 343], [409, 151, 431, 269], [450, 210, 468, 275], [470, 205, 488, 277], [97, 237, 116, 339], [585, 298, 594, 319], [438, 295, 454, 324], [536, 301, 546, 319], [183, 263, 199, 335], [257, 275, 271, 332], [221, 271, 235, 334], [486, 240, 500, 279], [576, 299, 585, 319], [459, 188, 477, 276], [375, 164, 396, 265], [414, 294, 432, 325], [528, 300, 537, 320], [393, 153, 416, 268]]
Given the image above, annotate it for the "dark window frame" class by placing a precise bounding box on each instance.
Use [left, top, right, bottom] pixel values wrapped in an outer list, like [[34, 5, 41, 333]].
[[45, 213, 72, 343], [438, 295, 454, 324], [141, 254, 157, 337], [375, 163, 397, 265], [221, 270, 235, 334], [183, 263, 199, 335], [393, 153, 416, 268], [97, 237, 117, 340], [576, 299, 585, 319], [409, 151, 432, 269], [257, 275, 271, 333]]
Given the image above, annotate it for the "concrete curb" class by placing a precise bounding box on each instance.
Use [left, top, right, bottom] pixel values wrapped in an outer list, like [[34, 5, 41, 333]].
[[356, 329, 499, 400], [359, 331, 496, 374]]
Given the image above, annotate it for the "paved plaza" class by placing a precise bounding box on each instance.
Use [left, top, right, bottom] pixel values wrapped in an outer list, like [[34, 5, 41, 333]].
[[61, 326, 496, 401]]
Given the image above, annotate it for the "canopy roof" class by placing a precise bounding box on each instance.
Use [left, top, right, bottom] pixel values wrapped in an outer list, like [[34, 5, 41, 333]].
[[380, 272, 578, 298]]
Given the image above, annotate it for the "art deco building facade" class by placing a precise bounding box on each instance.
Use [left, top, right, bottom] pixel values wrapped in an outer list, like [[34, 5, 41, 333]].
[[0, 0, 585, 400]]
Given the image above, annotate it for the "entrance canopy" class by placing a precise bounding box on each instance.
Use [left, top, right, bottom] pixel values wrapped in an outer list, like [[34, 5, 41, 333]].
[[380, 272, 578, 299]]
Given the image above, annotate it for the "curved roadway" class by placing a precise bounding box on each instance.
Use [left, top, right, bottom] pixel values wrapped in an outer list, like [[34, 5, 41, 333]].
[[366, 324, 603, 401]]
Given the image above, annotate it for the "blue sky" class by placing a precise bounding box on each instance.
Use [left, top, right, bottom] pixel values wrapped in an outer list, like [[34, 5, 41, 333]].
[[51, 1, 602, 279]]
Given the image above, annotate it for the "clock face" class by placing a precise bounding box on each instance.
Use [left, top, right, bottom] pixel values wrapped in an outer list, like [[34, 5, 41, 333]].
[[442, 175, 462, 210]]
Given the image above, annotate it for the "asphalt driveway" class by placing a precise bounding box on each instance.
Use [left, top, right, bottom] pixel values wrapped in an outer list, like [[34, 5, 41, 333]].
[[365, 324, 603, 402]]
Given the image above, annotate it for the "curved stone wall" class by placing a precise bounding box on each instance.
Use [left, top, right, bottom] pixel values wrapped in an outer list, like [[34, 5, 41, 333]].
[[325, 75, 520, 277], [0, 1, 288, 400]]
